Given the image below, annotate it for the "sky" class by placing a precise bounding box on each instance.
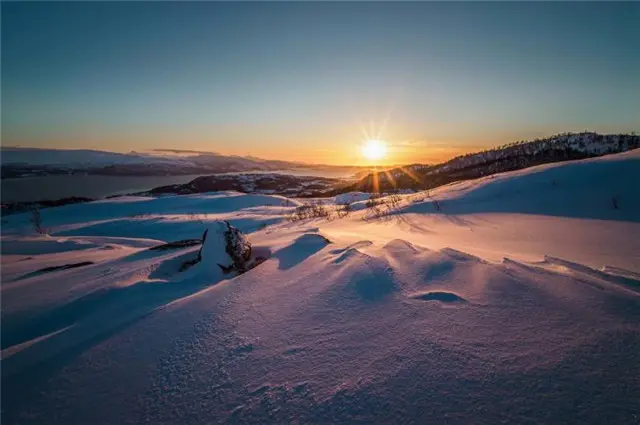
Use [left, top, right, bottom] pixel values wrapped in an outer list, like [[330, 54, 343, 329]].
[[2, 2, 639, 166]]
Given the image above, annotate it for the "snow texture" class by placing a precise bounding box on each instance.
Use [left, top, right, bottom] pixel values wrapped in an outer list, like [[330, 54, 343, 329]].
[[1, 151, 639, 424]]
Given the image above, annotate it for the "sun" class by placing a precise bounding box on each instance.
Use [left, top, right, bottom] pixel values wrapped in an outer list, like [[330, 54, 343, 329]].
[[361, 139, 387, 161]]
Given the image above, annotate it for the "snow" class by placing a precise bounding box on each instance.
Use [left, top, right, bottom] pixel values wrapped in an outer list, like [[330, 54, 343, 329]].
[[333, 191, 375, 204], [411, 148, 640, 222], [1, 151, 639, 424], [1, 191, 298, 241]]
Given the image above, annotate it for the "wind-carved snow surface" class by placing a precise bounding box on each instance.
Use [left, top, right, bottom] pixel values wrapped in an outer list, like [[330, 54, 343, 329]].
[[1, 152, 639, 424]]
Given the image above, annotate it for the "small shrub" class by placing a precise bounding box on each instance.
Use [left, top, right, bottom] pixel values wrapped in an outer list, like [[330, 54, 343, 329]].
[[289, 202, 331, 222], [312, 203, 331, 219], [387, 194, 402, 209], [365, 195, 382, 209], [364, 195, 387, 221], [336, 202, 352, 218], [290, 205, 309, 222], [412, 192, 427, 203], [129, 212, 149, 219]]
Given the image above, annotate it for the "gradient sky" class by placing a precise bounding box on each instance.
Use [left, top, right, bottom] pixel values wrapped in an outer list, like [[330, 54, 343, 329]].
[[2, 2, 639, 165]]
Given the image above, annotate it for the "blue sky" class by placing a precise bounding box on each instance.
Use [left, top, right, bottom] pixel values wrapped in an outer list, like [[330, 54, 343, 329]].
[[2, 2, 638, 164]]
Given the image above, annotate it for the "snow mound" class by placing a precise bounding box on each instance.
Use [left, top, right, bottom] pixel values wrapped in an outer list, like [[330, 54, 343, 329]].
[[328, 249, 398, 302], [275, 233, 331, 270], [291, 233, 332, 246], [333, 247, 371, 264], [348, 271, 398, 301], [329, 240, 373, 255], [382, 239, 421, 254], [402, 150, 640, 222]]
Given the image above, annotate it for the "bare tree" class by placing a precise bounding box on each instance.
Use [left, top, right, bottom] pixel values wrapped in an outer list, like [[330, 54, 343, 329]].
[[30, 208, 47, 234]]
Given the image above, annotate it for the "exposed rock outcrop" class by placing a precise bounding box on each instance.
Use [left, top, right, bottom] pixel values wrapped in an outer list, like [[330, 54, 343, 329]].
[[181, 221, 253, 275]]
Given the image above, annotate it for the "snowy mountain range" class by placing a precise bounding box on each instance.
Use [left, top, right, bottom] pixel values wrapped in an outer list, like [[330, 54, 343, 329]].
[[0, 147, 312, 178]]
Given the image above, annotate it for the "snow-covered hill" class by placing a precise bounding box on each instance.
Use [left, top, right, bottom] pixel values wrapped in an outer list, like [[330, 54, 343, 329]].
[[352, 132, 639, 193], [1, 152, 638, 424], [430, 131, 638, 174]]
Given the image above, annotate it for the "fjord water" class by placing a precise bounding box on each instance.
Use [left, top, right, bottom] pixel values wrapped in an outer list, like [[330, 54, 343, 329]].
[[1, 168, 358, 203], [1, 174, 208, 203]]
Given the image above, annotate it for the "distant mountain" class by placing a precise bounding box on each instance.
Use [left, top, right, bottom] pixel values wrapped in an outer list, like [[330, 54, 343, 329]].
[[0, 147, 308, 178], [0, 147, 172, 167], [345, 132, 640, 193]]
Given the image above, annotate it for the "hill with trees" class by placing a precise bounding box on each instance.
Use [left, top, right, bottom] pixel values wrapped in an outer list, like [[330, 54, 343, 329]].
[[345, 132, 639, 193]]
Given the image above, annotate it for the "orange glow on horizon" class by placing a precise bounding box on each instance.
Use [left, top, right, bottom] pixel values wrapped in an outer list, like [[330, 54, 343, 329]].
[[5, 131, 482, 167]]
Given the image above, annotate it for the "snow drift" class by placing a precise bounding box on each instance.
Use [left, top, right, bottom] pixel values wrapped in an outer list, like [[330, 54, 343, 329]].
[[401, 148, 640, 222]]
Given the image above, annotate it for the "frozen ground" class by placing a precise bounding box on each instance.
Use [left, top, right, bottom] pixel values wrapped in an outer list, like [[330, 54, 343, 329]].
[[1, 151, 639, 424]]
